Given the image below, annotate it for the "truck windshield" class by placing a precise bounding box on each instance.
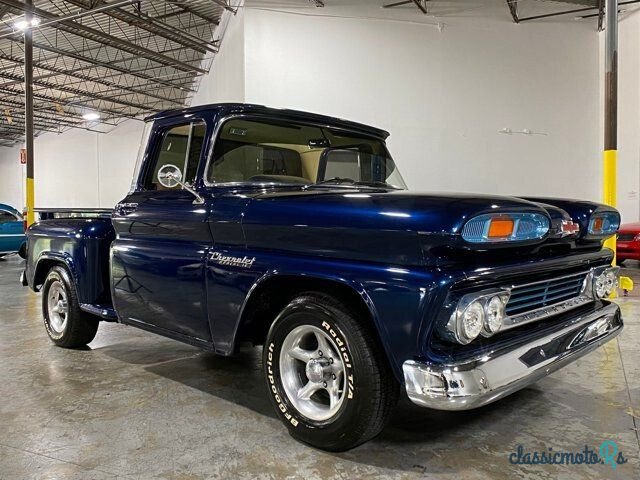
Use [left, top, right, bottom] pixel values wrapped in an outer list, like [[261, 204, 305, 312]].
[[206, 118, 407, 189]]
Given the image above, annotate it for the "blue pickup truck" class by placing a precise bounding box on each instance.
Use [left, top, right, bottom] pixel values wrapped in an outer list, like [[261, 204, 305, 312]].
[[21, 104, 623, 451]]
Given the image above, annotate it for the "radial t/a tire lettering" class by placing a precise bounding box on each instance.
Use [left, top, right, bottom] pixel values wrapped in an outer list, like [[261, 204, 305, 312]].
[[263, 293, 399, 451]]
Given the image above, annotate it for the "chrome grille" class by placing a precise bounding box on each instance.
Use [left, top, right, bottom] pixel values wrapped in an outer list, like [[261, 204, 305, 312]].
[[506, 272, 589, 317]]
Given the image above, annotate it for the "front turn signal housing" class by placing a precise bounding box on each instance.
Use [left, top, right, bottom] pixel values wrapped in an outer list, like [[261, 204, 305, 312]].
[[462, 213, 550, 244]]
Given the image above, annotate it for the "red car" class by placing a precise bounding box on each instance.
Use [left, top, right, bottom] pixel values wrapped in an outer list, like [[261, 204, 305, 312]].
[[617, 222, 640, 263]]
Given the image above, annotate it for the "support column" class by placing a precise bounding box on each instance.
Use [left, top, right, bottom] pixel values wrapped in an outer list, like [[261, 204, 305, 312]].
[[602, 0, 618, 260], [24, 0, 35, 226]]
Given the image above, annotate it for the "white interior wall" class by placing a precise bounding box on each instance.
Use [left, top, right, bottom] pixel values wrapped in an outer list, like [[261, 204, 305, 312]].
[[0, 145, 24, 209], [191, 8, 245, 106], [244, 4, 602, 206], [0, 121, 146, 210]]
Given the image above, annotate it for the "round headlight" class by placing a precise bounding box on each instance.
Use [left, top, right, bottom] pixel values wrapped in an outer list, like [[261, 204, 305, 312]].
[[595, 273, 607, 298], [460, 301, 484, 342], [605, 271, 618, 295], [484, 295, 505, 334]]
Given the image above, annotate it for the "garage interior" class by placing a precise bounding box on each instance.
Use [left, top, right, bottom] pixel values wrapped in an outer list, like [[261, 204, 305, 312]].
[[0, 0, 639, 478]]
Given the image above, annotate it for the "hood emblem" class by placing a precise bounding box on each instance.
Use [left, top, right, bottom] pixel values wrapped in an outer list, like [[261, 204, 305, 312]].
[[561, 220, 580, 236], [210, 252, 256, 269]]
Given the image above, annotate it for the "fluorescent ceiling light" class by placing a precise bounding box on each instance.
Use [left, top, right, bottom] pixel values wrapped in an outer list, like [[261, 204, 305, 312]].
[[82, 112, 100, 121], [14, 17, 40, 31]]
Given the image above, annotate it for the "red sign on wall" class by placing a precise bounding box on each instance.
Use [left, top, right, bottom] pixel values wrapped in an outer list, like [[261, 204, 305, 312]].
[[19, 148, 26, 165]]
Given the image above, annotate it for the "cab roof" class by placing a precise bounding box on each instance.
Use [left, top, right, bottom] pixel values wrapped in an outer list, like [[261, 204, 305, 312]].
[[144, 103, 390, 140]]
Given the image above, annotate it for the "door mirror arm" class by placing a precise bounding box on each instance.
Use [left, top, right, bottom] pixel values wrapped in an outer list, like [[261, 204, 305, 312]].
[[180, 180, 205, 205]]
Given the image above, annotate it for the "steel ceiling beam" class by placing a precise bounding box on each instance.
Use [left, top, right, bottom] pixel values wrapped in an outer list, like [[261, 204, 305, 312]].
[[162, 1, 220, 24], [383, 0, 427, 14], [412, 0, 428, 15], [0, 52, 186, 106], [8, 42, 201, 93], [0, 95, 119, 127], [383, 1, 413, 8], [63, 0, 217, 54], [0, 70, 168, 113], [1, 33, 196, 93], [0, 0, 221, 144], [506, 0, 519, 23], [0, 0, 138, 39], [518, 0, 640, 22], [0, 82, 143, 119], [0, 0, 207, 74], [598, 0, 605, 30], [210, 0, 236, 13]]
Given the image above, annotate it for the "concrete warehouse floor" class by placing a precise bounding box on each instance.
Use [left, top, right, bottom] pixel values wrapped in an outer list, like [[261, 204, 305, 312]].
[[0, 255, 639, 480]]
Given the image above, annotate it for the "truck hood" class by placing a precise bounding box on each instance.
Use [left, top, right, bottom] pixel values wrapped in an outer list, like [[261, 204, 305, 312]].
[[241, 189, 568, 266]]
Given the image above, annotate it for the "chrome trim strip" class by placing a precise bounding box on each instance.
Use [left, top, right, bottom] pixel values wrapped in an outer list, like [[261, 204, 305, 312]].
[[502, 295, 592, 330], [505, 269, 589, 289], [404, 302, 622, 410]]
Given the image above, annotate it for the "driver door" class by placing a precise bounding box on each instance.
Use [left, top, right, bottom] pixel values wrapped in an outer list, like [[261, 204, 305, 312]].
[[111, 118, 214, 343]]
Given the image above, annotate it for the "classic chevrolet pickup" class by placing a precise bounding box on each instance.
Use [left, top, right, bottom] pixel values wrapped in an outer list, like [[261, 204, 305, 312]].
[[22, 104, 623, 451]]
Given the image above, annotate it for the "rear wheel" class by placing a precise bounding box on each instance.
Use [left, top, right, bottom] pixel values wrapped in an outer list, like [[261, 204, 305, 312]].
[[42, 266, 99, 348], [263, 293, 399, 451], [18, 242, 27, 259]]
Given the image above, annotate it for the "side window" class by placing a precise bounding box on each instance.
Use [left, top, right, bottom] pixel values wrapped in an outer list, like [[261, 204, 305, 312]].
[[143, 121, 206, 191], [0, 210, 17, 224]]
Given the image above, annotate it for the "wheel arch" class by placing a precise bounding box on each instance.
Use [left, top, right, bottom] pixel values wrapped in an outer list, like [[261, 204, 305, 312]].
[[232, 273, 401, 380], [32, 253, 77, 292]]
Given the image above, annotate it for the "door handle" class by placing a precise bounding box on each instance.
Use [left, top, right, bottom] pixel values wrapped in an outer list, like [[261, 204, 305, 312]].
[[115, 202, 138, 216]]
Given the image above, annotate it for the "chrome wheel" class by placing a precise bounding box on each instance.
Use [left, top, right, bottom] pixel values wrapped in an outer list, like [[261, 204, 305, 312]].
[[279, 325, 347, 422], [47, 281, 68, 334]]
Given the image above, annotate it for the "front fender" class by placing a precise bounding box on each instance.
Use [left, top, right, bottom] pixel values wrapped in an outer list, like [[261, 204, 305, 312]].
[[205, 248, 446, 380], [236, 269, 386, 358]]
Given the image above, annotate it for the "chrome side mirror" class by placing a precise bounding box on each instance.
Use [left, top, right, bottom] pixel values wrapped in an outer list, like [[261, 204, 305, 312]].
[[157, 164, 205, 204], [157, 164, 182, 188]]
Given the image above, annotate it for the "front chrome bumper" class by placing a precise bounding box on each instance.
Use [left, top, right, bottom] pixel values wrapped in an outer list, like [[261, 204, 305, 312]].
[[403, 302, 622, 410]]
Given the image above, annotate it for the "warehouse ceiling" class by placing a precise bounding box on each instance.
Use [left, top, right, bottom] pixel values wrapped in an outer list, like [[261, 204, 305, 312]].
[[257, 0, 640, 26], [1, 0, 638, 147], [0, 0, 231, 147]]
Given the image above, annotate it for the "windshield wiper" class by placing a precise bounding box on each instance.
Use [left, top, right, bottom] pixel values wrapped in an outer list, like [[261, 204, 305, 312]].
[[354, 180, 397, 189], [314, 177, 357, 185], [312, 177, 398, 189]]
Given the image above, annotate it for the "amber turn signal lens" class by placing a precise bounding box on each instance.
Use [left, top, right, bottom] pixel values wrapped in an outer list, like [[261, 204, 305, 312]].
[[592, 217, 604, 233], [487, 218, 514, 238]]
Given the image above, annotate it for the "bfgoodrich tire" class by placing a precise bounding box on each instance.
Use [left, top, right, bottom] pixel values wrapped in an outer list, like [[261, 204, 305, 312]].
[[264, 293, 399, 451], [42, 266, 99, 348]]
